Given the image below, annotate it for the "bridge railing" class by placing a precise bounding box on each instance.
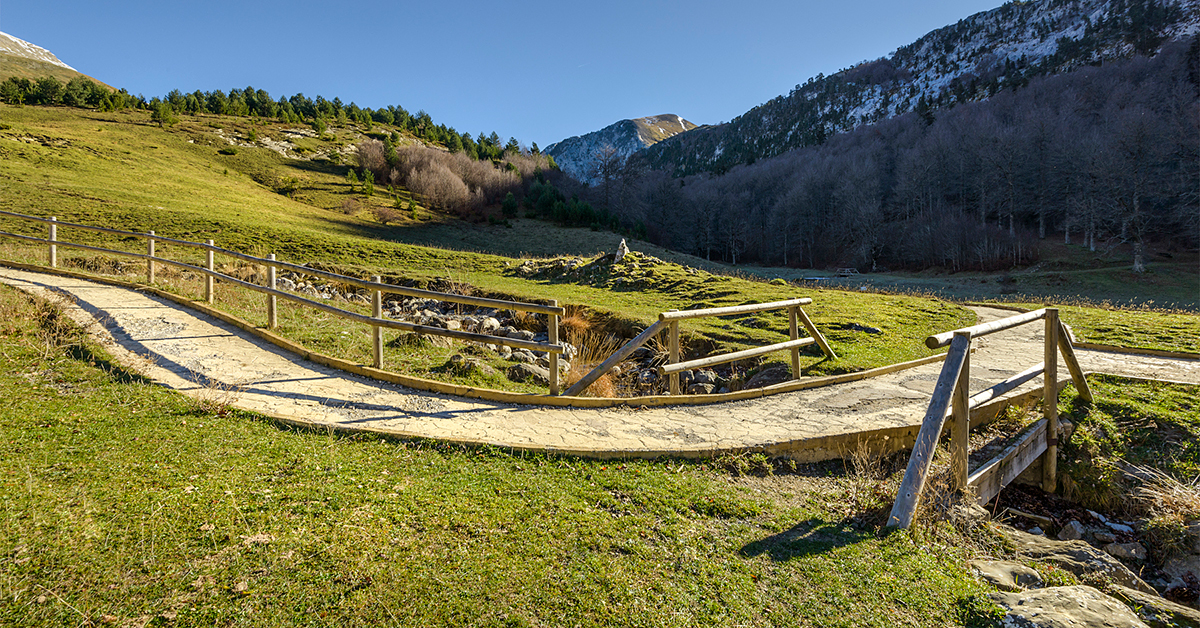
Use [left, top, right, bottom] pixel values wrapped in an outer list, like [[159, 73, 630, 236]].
[[564, 298, 835, 397], [0, 210, 567, 395], [886, 308, 1093, 529]]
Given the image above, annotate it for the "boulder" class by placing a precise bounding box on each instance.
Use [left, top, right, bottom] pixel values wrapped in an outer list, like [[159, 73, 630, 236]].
[[507, 329, 537, 342], [1058, 521, 1086, 541], [478, 317, 501, 334], [1105, 542, 1148, 562], [447, 354, 496, 378], [1109, 584, 1200, 628], [443, 320, 462, 332], [1093, 531, 1117, 544], [507, 363, 550, 385], [614, 239, 630, 263], [277, 277, 296, 291], [510, 349, 537, 364], [1162, 555, 1200, 581], [989, 586, 1149, 627], [692, 369, 719, 386], [389, 333, 454, 349], [687, 383, 715, 395], [746, 364, 793, 389], [1003, 527, 1157, 594], [969, 560, 1044, 592]]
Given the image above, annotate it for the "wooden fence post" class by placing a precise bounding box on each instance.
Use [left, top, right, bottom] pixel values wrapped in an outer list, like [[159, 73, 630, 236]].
[[1056, 321, 1093, 403], [951, 331, 971, 491], [147, 230, 156, 283], [49, 217, 57, 268], [788, 305, 802, 379], [267, 254, 277, 329], [668, 310, 680, 395], [797, 307, 837, 359], [1043, 308, 1059, 493], [205, 240, 214, 304], [372, 276, 383, 369], [549, 299, 560, 396]]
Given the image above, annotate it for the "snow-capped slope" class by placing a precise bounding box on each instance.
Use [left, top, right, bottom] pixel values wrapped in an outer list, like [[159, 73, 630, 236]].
[[637, 0, 1200, 176], [545, 114, 696, 184], [0, 31, 75, 70]]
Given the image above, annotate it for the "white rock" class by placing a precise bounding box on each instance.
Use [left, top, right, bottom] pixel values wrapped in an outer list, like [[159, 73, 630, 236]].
[[614, 239, 630, 263]]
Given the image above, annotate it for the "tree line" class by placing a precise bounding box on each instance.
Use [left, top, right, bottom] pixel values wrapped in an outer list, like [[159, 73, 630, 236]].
[[0, 76, 539, 164], [0, 75, 134, 110], [566, 36, 1199, 272]]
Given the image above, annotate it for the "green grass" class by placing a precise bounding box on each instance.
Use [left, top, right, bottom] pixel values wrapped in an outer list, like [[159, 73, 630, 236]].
[[1002, 302, 1200, 354], [0, 284, 1000, 626], [1061, 376, 1200, 513], [0, 53, 108, 87], [735, 239, 1199, 311], [2, 103, 1190, 390]]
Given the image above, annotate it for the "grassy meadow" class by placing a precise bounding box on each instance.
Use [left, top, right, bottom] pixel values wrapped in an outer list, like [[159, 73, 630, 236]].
[[0, 285, 1002, 627], [2, 103, 1200, 626]]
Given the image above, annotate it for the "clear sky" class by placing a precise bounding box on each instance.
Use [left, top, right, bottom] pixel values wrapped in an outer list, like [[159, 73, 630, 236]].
[[1, 0, 1002, 148]]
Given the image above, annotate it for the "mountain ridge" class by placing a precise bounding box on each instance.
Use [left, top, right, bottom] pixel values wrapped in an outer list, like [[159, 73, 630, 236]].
[[544, 114, 696, 183], [635, 0, 1200, 176]]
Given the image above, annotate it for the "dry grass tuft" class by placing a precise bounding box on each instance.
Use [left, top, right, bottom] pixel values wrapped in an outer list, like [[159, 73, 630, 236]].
[[558, 305, 592, 345], [565, 331, 622, 397], [1129, 464, 1200, 521]]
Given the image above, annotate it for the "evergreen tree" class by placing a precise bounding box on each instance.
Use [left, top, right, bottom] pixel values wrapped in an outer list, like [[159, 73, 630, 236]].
[[151, 101, 177, 127], [501, 192, 518, 218]]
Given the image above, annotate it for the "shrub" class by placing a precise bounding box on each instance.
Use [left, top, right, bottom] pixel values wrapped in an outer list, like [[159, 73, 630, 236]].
[[371, 206, 399, 225], [218, 147, 238, 155]]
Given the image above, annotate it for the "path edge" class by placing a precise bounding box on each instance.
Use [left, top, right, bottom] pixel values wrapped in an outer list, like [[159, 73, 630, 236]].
[[0, 260, 946, 408], [964, 302, 1199, 361]]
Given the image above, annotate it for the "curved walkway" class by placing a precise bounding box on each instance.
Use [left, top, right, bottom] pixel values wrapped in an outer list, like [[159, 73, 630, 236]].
[[3, 266, 1197, 459]]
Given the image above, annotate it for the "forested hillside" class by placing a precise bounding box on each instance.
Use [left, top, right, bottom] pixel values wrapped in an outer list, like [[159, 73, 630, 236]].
[[568, 37, 1199, 272], [636, 0, 1199, 177]]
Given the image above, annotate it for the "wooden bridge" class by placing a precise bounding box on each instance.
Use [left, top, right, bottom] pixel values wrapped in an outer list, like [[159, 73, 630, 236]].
[[888, 308, 1093, 528]]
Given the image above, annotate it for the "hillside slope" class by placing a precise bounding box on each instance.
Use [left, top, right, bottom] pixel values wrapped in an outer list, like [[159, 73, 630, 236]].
[[545, 114, 696, 183], [636, 0, 1200, 176], [0, 30, 105, 85]]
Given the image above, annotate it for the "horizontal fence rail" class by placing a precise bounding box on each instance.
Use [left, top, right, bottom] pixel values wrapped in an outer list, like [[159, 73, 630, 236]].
[[660, 298, 836, 395], [888, 308, 1095, 529], [0, 210, 566, 394]]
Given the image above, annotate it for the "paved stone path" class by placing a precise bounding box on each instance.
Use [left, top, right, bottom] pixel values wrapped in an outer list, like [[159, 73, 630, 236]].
[[2, 267, 1197, 459]]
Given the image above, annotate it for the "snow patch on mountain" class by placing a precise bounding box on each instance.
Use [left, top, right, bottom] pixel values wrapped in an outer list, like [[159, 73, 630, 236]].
[[545, 114, 697, 184], [0, 31, 76, 70]]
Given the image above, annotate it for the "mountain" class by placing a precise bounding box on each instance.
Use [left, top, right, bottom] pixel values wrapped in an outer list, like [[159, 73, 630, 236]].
[[544, 114, 696, 183], [0, 31, 103, 85], [635, 0, 1200, 177]]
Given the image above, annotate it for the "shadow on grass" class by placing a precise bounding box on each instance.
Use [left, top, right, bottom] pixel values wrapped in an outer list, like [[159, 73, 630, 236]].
[[284, 158, 350, 177], [66, 342, 155, 386], [740, 515, 876, 561]]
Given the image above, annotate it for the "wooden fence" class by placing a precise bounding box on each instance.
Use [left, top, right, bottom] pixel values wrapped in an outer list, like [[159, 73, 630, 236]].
[[886, 308, 1093, 529], [565, 298, 835, 397], [0, 210, 566, 394]]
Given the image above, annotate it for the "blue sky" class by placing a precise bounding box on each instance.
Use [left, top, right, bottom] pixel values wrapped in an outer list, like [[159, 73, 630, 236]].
[[2, 0, 1001, 147]]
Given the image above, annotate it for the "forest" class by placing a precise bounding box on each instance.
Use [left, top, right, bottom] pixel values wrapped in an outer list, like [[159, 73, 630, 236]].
[[564, 36, 1199, 272]]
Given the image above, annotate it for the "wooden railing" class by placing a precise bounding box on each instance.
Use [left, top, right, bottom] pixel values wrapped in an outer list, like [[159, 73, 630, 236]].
[[0, 210, 567, 394], [564, 297, 835, 397], [886, 308, 1093, 528]]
